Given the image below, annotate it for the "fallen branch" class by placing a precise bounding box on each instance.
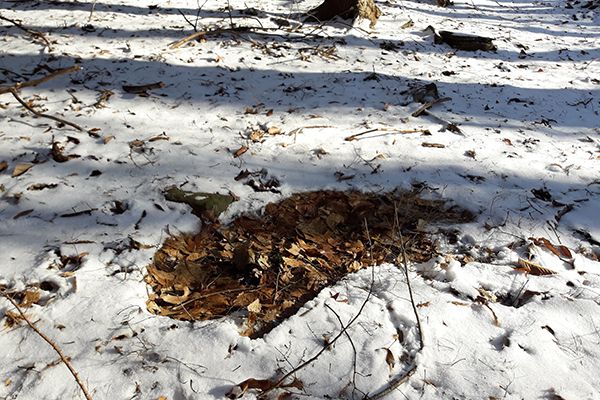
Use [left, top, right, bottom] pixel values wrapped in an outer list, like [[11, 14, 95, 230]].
[[344, 127, 430, 141], [122, 81, 165, 96], [0, 13, 52, 49], [170, 30, 208, 48], [169, 26, 281, 49], [9, 88, 84, 131], [0, 291, 93, 400], [344, 128, 378, 141], [0, 65, 81, 95], [411, 96, 451, 118]]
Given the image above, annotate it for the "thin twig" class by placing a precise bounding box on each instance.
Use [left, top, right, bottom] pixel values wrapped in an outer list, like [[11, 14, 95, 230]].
[[195, 0, 209, 31], [366, 364, 418, 400], [261, 220, 376, 398], [9, 88, 84, 131], [411, 97, 451, 118], [0, 292, 93, 400], [0, 65, 81, 95], [226, 0, 235, 29], [173, 286, 265, 310], [169, 26, 281, 49], [344, 128, 378, 141], [178, 9, 198, 32], [88, 0, 98, 22], [325, 303, 366, 399], [0, 13, 52, 49], [344, 128, 428, 142], [395, 207, 424, 350], [364, 206, 425, 400]]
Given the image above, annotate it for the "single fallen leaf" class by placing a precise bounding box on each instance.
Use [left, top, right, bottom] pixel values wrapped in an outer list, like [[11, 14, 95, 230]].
[[384, 348, 395, 371], [12, 163, 33, 177], [19, 289, 41, 308], [103, 135, 115, 144], [233, 146, 248, 158], [129, 139, 145, 148], [532, 237, 573, 261], [149, 134, 170, 142], [267, 126, 282, 135], [0, 161, 7, 172], [516, 258, 557, 275], [464, 150, 476, 158], [159, 286, 191, 304], [27, 183, 58, 191], [247, 298, 262, 313], [230, 378, 275, 397], [88, 127, 102, 137], [51, 142, 80, 163], [13, 209, 34, 219], [3, 310, 24, 328], [422, 142, 445, 148], [401, 19, 414, 29], [248, 130, 264, 142], [163, 187, 236, 220], [334, 171, 355, 181]]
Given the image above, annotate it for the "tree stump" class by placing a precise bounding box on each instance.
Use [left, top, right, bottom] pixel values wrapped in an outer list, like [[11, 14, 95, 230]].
[[305, 0, 381, 28]]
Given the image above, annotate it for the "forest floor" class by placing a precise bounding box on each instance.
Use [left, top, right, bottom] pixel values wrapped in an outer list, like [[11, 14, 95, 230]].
[[1, 0, 599, 399]]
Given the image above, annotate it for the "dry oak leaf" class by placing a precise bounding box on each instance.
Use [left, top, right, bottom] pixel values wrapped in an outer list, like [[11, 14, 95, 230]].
[[103, 135, 115, 144], [233, 146, 248, 158], [531, 237, 573, 261], [516, 258, 557, 275], [247, 298, 262, 313], [12, 163, 33, 177], [20, 289, 41, 308], [267, 126, 282, 135], [384, 348, 395, 372]]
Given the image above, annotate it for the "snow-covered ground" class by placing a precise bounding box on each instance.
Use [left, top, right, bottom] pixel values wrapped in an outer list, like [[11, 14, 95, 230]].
[[1, 0, 599, 398]]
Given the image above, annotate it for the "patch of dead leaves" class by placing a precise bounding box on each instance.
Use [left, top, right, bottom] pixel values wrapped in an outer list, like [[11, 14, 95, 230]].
[[146, 190, 473, 337]]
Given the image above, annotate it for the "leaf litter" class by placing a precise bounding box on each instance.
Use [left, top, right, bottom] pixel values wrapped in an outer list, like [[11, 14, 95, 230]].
[[146, 190, 472, 337]]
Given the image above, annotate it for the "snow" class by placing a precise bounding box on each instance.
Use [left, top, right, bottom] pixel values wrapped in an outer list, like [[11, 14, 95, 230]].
[[1, 0, 599, 398]]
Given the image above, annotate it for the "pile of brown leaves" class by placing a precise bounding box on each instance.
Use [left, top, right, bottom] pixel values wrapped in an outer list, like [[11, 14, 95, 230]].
[[145, 190, 472, 337]]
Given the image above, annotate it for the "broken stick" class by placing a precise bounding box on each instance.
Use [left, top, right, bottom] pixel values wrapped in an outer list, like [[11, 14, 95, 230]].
[[0, 65, 81, 95], [0, 14, 52, 49], [0, 292, 93, 400], [344, 127, 430, 141], [411, 96, 451, 118], [9, 88, 84, 131]]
